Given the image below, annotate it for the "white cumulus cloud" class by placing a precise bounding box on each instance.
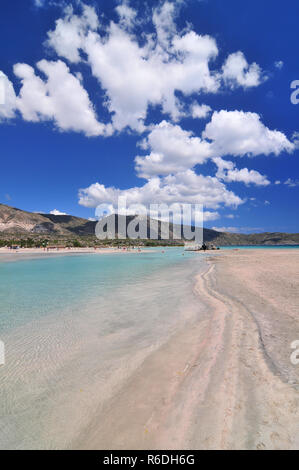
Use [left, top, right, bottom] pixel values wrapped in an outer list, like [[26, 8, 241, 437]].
[[135, 120, 212, 178], [79, 169, 243, 212], [46, 4, 99, 63], [45, 2, 264, 132], [115, 2, 137, 30], [214, 157, 270, 186], [222, 51, 265, 89], [203, 110, 294, 157], [190, 102, 212, 119], [2, 2, 269, 137], [50, 209, 68, 215], [14, 60, 108, 136], [0, 71, 17, 120], [0, 1, 295, 223], [134, 111, 292, 181]]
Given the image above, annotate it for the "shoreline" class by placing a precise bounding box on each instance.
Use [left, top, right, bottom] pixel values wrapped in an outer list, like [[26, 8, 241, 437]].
[[0, 246, 203, 450], [1, 248, 298, 449], [77, 249, 299, 450], [0, 246, 151, 263], [184, 249, 299, 449]]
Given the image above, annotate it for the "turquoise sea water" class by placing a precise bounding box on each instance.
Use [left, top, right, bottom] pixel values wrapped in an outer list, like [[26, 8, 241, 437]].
[[0, 248, 204, 449]]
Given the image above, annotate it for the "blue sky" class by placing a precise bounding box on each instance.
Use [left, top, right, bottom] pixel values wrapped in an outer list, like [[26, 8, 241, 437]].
[[0, 0, 298, 233]]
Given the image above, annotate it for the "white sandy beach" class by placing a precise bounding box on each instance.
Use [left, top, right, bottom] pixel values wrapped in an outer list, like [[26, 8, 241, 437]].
[[1, 248, 298, 450], [75, 249, 299, 450]]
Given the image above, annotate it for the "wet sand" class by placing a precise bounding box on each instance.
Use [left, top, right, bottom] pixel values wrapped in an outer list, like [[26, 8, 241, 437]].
[[77, 249, 299, 450]]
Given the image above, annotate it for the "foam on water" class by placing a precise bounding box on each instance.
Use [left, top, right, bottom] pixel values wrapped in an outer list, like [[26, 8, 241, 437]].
[[0, 248, 206, 449]]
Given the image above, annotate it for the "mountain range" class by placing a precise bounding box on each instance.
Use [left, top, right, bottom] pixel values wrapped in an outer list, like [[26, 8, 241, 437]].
[[1, 203, 299, 246]]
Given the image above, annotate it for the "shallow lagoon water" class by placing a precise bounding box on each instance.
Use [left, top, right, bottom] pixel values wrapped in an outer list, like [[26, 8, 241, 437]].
[[0, 248, 205, 449]]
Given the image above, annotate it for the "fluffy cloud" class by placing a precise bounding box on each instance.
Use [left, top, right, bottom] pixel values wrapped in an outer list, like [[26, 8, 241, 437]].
[[203, 211, 220, 221], [1, 2, 295, 222], [50, 209, 68, 215], [82, 104, 285, 212], [152, 0, 178, 48], [79, 169, 242, 212], [214, 157, 270, 186], [46, 4, 99, 63], [190, 102, 212, 119], [211, 226, 240, 233], [284, 178, 299, 187], [14, 60, 108, 136], [134, 111, 292, 181], [115, 2, 137, 30], [2, 2, 267, 136], [224, 167, 270, 186], [222, 51, 265, 89], [46, 2, 265, 131], [203, 110, 294, 157], [220, 167, 270, 186], [0, 71, 17, 120], [135, 120, 212, 178], [82, 26, 219, 130]]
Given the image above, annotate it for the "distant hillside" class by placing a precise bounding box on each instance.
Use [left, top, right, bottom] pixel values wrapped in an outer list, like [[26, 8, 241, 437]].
[[205, 231, 299, 246], [0, 203, 299, 246], [0, 204, 95, 237]]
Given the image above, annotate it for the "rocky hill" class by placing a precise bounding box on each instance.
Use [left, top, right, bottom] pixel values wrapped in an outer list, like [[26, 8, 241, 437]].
[[0, 204, 94, 237], [0, 203, 299, 246]]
